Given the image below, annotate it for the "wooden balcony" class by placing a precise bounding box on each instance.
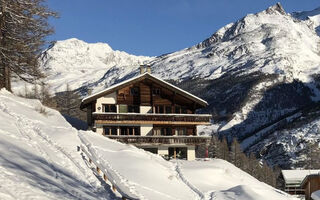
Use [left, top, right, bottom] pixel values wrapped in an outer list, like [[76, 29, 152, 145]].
[[106, 135, 211, 145], [93, 113, 211, 125]]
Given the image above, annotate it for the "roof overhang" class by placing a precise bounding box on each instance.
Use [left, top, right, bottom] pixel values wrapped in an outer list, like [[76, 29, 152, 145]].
[[80, 72, 208, 109]]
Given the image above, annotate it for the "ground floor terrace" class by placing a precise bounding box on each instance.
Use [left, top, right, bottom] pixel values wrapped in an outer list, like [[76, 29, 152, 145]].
[[93, 124, 210, 160]]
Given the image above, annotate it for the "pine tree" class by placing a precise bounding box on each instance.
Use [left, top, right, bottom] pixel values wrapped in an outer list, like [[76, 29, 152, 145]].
[[306, 142, 320, 169], [56, 84, 81, 116], [0, 0, 57, 91]]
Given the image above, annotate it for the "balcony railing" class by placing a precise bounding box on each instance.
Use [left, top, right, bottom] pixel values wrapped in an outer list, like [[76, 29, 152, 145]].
[[107, 135, 211, 145], [93, 112, 211, 124]]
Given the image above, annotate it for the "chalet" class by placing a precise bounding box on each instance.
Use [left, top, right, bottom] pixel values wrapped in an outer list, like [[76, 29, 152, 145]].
[[80, 65, 212, 160], [301, 173, 320, 200], [281, 170, 320, 196]]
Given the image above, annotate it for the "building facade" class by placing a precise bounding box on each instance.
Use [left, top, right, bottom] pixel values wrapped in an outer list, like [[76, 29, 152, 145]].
[[80, 66, 211, 160]]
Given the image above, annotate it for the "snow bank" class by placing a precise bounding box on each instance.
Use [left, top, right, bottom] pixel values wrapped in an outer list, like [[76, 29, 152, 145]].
[[177, 159, 297, 200], [79, 131, 198, 200], [0, 89, 112, 199], [312, 190, 320, 200], [79, 130, 298, 200]]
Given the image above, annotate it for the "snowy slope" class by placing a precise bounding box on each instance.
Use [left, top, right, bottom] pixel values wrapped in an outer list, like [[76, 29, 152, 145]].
[[292, 7, 320, 36], [79, 131, 297, 200], [23, 38, 151, 94], [0, 89, 113, 200], [0, 90, 298, 199]]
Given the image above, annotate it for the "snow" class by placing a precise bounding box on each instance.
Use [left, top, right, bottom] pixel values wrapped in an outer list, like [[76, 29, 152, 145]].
[[12, 38, 151, 94], [79, 130, 298, 200], [312, 190, 320, 200], [0, 89, 300, 199], [282, 170, 320, 184], [0, 89, 112, 199], [292, 7, 320, 36]]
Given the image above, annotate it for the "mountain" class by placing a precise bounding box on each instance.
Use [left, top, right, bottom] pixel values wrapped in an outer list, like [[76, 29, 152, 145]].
[[15, 3, 320, 168], [0, 90, 296, 200], [36, 38, 151, 94], [292, 6, 320, 36]]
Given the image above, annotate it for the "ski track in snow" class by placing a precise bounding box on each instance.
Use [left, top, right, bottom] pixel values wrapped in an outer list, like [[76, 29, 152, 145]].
[[174, 161, 204, 200], [0, 101, 110, 199]]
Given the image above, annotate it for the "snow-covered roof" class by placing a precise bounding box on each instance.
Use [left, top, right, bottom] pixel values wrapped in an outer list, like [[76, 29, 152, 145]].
[[81, 72, 208, 108], [281, 169, 320, 184]]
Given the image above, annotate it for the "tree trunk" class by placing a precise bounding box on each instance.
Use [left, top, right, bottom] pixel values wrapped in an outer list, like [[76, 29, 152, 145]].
[[4, 65, 11, 91]]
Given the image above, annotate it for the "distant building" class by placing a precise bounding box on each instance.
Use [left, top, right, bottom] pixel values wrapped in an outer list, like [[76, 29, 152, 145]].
[[281, 170, 320, 196], [301, 173, 320, 200], [80, 65, 212, 160]]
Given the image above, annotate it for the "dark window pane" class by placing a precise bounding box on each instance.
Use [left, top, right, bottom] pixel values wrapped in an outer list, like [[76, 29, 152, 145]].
[[152, 88, 161, 95], [181, 107, 187, 114], [130, 87, 139, 96], [161, 128, 165, 136], [120, 127, 127, 135], [110, 105, 116, 112], [159, 105, 164, 113], [111, 128, 117, 135], [166, 128, 172, 136], [104, 127, 110, 135], [175, 106, 181, 113], [134, 127, 140, 135], [165, 106, 172, 114]]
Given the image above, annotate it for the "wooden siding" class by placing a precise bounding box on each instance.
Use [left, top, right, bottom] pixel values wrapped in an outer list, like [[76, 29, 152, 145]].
[[304, 175, 320, 200], [115, 80, 196, 113]]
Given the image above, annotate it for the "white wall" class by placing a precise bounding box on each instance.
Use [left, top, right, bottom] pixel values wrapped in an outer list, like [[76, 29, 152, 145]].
[[158, 146, 168, 156], [140, 124, 153, 136], [187, 145, 196, 161], [95, 92, 117, 113], [140, 106, 152, 114], [96, 127, 104, 135]]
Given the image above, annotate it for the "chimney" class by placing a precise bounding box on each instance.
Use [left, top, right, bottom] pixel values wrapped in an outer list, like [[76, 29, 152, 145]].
[[140, 65, 144, 74], [146, 64, 151, 74]]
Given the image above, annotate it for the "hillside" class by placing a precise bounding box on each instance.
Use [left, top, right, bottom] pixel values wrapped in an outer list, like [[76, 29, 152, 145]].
[[0, 89, 112, 199], [11, 3, 320, 168], [0, 90, 297, 199]]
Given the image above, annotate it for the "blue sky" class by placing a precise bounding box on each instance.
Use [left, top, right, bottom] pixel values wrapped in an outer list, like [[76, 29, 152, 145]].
[[47, 0, 320, 56]]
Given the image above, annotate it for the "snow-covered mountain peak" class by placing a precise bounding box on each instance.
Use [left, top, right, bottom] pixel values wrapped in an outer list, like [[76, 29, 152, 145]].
[[50, 38, 113, 53], [38, 38, 151, 93], [152, 4, 320, 82], [292, 6, 320, 36], [264, 3, 286, 15]]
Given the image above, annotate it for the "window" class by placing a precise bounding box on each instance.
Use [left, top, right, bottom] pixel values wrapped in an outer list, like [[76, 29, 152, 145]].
[[119, 104, 128, 113], [181, 106, 187, 114], [154, 127, 172, 136], [153, 128, 161, 136], [165, 106, 172, 114], [154, 105, 164, 113], [152, 88, 161, 95], [175, 128, 186, 136], [130, 87, 139, 96], [174, 106, 188, 114], [104, 127, 117, 135], [120, 126, 140, 135], [103, 104, 116, 113], [128, 105, 140, 113], [175, 106, 181, 113]]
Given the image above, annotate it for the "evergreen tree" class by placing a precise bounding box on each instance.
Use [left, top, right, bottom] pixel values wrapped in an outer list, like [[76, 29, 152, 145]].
[[0, 0, 57, 91], [306, 142, 320, 169]]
